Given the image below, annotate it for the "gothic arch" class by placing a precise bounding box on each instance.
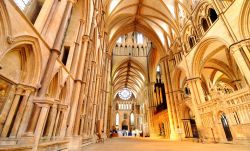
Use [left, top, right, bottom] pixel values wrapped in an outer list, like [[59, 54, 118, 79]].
[[108, 23, 166, 57], [172, 68, 187, 91], [0, 35, 42, 85], [0, 0, 12, 50], [193, 0, 211, 27], [239, 0, 250, 39], [191, 37, 231, 77], [112, 59, 147, 97], [182, 23, 197, 51], [46, 72, 60, 98], [59, 77, 71, 103]]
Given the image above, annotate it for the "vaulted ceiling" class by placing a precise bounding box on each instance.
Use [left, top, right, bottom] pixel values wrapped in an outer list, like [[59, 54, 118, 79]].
[[105, 0, 194, 54], [106, 0, 193, 98], [112, 59, 146, 98]]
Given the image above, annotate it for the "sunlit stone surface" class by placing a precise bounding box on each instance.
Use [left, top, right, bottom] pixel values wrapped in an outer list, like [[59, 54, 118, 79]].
[[82, 138, 250, 151]]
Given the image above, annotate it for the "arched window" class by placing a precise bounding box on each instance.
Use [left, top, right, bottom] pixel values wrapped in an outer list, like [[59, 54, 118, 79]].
[[156, 65, 161, 72], [14, 0, 32, 11], [184, 87, 191, 96], [209, 8, 218, 23], [118, 88, 132, 100], [188, 36, 195, 48], [117, 36, 125, 43], [116, 113, 119, 126], [201, 18, 209, 32], [130, 113, 135, 125], [136, 33, 144, 44], [156, 65, 161, 82]]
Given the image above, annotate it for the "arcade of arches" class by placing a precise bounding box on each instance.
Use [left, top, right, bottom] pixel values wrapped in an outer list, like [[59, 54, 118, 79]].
[[0, 0, 250, 150]]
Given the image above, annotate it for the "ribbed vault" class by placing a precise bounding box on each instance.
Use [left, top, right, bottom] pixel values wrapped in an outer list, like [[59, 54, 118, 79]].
[[112, 59, 146, 98], [106, 0, 191, 99], [105, 0, 192, 55]]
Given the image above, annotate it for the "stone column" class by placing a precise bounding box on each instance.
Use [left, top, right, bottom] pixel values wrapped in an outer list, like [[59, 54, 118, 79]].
[[186, 78, 203, 128], [89, 64, 99, 136], [45, 103, 58, 138], [26, 0, 74, 136], [1, 87, 23, 137], [81, 70, 91, 136], [70, 19, 86, 76], [52, 108, 61, 138], [58, 106, 68, 137], [10, 88, 33, 137], [71, 0, 100, 135], [187, 77, 206, 104], [0, 85, 16, 133], [162, 59, 177, 140], [230, 45, 250, 86], [32, 102, 50, 151], [83, 61, 97, 136], [91, 75, 101, 135], [67, 36, 89, 136], [80, 54, 92, 137], [103, 57, 111, 135]]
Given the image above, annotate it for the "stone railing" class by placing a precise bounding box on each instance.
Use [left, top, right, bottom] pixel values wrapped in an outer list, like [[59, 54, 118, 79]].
[[198, 88, 250, 118]]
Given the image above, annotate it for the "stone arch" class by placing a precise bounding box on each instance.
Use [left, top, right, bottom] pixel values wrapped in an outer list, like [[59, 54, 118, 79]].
[[0, 0, 12, 50], [59, 78, 70, 103], [46, 72, 60, 98], [108, 23, 166, 57], [193, 1, 210, 27], [112, 58, 147, 97], [192, 37, 231, 77], [182, 23, 197, 51], [239, 0, 250, 39], [172, 68, 187, 91], [191, 37, 242, 94], [0, 40, 41, 86], [1, 35, 42, 85]]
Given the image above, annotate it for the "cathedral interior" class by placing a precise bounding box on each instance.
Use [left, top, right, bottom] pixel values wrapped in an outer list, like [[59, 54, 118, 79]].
[[0, 0, 250, 150]]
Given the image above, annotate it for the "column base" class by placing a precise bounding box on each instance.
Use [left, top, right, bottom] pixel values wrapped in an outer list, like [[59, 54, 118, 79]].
[[169, 132, 179, 141], [67, 136, 82, 151]]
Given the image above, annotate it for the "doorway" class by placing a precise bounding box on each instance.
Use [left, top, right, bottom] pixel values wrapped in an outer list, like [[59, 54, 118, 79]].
[[122, 120, 128, 130], [221, 113, 233, 141]]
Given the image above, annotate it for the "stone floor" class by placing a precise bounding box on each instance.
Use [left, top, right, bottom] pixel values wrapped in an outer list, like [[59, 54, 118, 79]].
[[82, 137, 250, 151]]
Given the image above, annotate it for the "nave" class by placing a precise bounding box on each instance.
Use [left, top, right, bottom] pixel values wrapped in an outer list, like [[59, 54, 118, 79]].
[[83, 138, 250, 151], [1, 0, 250, 150]]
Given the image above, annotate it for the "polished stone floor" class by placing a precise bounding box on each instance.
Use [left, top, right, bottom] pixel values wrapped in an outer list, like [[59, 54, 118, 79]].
[[82, 137, 250, 151]]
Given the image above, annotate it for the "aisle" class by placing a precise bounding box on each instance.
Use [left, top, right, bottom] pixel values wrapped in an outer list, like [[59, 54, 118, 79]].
[[81, 137, 250, 151]]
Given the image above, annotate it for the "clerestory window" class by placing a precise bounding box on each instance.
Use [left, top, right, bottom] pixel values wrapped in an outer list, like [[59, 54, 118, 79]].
[[14, 0, 31, 11]]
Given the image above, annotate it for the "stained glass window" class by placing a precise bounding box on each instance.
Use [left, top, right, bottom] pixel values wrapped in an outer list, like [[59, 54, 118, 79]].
[[118, 88, 132, 100], [130, 113, 135, 125], [136, 33, 144, 44], [116, 113, 119, 126]]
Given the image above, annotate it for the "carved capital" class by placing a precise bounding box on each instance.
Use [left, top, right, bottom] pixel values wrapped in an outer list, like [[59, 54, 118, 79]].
[[82, 35, 90, 42], [51, 48, 61, 55], [33, 97, 54, 108], [7, 36, 14, 44]]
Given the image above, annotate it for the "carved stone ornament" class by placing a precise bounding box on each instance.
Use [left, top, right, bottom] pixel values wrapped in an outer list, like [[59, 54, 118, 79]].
[[7, 36, 14, 44]]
